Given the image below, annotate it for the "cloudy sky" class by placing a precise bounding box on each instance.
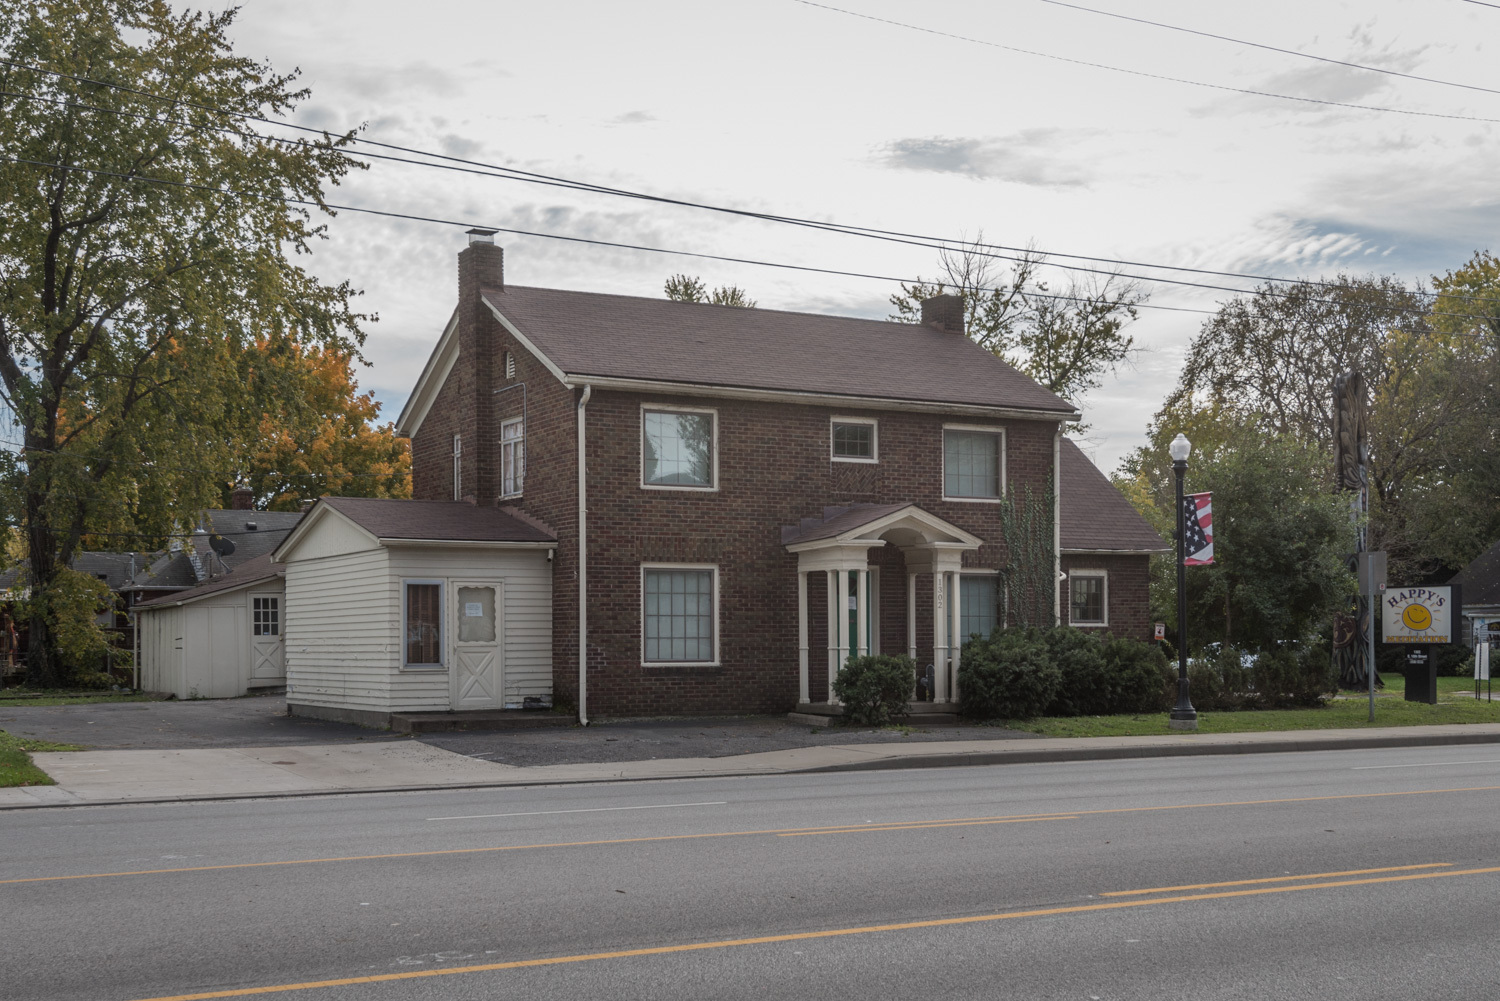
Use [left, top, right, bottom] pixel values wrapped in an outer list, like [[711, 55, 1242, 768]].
[[218, 0, 1498, 472]]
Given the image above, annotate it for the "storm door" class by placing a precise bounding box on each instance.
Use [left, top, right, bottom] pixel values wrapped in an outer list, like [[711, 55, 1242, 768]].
[[450, 582, 503, 710], [249, 592, 285, 683]]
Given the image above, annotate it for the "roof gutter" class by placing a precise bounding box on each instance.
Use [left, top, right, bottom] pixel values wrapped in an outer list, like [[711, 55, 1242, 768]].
[[558, 375, 1081, 423], [577, 383, 593, 727]]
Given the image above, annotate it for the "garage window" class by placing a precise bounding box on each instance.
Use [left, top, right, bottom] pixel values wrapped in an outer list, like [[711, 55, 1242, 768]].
[[253, 596, 279, 637], [404, 580, 443, 667]]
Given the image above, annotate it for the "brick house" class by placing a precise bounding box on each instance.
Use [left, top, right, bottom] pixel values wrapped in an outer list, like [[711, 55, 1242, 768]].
[[381, 231, 1166, 722]]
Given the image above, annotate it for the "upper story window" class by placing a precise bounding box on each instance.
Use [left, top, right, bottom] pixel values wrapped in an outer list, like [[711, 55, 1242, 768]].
[[451, 434, 462, 500], [943, 426, 1004, 501], [642, 406, 716, 490], [831, 417, 878, 463], [1069, 571, 1108, 627], [501, 418, 524, 497]]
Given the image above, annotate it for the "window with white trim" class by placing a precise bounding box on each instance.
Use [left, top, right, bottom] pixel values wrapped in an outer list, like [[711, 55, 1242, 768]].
[[404, 580, 444, 667], [252, 596, 280, 637], [943, 427, 1003, 500], [451, 434, 462, 501], [642, 408, 715, 489], [959, 575, 999, 641], [501, 418, 524, 497], [1069, 571, 1108, 627], [642, 566, 717, 664], [831, 417, 877, 463]]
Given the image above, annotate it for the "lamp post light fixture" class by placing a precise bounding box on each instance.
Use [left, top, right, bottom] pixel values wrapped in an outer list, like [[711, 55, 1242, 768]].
[[1169, 433, 1198, 731]]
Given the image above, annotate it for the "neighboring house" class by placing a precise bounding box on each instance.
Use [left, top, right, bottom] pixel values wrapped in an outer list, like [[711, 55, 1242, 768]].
[[130, 493, 305, 698], [1451, 538, 1500, 649], [277, 233, 1164, 725]]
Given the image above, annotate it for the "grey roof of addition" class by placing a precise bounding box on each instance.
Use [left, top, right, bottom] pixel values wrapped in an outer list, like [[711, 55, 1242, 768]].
[[485, 285, 1079, 416], [1451, 538, 1500, 608], [135, 553, 283, 609], [316, 496, 556, 544], [1, 552, 149, 592], [1058, 438, 1169, 553], [129, 509, 304, 591]]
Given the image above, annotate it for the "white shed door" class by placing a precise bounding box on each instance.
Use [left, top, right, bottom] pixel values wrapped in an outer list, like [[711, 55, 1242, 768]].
[[249, 593, 285, 682], [451, 582, 503, 710]]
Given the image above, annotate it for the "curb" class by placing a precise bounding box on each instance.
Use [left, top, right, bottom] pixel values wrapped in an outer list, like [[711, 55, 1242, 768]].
[[5, 728, 1500, 811]]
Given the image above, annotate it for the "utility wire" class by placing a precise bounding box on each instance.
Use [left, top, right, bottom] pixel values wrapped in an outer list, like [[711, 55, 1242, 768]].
[[790, 1, 1500, 123], [1459, 0, 1500, 9], [7, 154, 1496, 326], [1032, 0, 1500, 97], [5, 58, 1500, 310]]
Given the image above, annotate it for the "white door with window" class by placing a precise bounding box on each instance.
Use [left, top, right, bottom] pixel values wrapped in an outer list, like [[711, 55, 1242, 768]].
[[451, 581, 503, 709], [249, 592, 285, 683]]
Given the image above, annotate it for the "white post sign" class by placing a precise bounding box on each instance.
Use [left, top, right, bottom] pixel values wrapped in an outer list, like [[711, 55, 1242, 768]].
[[1479, 643, 1491, 682], [1381, 586, 1457, 644]]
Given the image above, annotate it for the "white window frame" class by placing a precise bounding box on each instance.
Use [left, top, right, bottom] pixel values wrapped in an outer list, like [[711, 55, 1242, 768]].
[[1068, 569, 1109, 628], [451, 434, 462, 501], [500, 417, 524, 498], [402, 577, 446, 670], [959, 570, 1001, 642], [941, 423, 1006, 503], [830, 415, 879, 464], [640, 563, 720, 667], [640, 404, 719, 492], [504, 350, 516, 380], [252, 595, 280, 637]]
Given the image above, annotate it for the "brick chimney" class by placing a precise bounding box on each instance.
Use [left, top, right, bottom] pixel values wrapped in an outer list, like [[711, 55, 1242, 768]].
[[456, 229, 505, 503], [921, 294, 964, 335], [230, 482, 254, 510]]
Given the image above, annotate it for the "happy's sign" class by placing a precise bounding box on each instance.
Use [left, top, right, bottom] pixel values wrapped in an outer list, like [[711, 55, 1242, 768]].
[[1382, 586, 1457, 645]]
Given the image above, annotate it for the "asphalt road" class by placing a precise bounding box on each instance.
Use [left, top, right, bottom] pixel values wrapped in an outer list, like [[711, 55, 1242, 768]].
[[5, 745, 1500, 1001]]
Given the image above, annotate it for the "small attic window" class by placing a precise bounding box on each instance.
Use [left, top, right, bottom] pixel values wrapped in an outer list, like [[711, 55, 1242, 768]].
[[505, 351, 516, 380]]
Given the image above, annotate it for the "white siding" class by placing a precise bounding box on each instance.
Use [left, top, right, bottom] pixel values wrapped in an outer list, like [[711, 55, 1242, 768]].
[[283, 547, 401, 712], [136, 582, 279, 699]]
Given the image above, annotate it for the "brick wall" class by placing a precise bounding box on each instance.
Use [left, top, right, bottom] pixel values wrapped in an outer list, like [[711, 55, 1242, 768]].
[[1060, 553, 1154, 642]]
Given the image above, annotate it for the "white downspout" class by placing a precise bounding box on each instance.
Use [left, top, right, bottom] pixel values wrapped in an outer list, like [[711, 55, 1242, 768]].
[[1053, 426, 1063, 626], [576, 384, 593, 726]]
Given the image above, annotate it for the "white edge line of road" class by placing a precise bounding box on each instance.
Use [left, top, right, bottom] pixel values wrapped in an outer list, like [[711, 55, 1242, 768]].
[[427, 801, 728, 821], [1352, 760, 1500, 770]]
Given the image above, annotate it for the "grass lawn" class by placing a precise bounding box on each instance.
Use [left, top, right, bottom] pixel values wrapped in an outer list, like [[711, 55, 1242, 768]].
[[1353, 675, 1485, 697], [0, 689, 155, 707], [1006, 696, 1500, 738], [0, 730, 83, 788]]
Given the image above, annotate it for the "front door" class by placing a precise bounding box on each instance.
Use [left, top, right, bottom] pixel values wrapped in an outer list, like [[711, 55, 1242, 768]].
[[451, 582, 503, 710], [249, 592, 285, 684]]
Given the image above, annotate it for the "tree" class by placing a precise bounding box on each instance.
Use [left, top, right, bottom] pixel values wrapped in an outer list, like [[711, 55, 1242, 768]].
[[231, 343, 410, 511], [0, 2, 367, 685], [664, 274, 757, 308], [888, 234, 1145, 406]]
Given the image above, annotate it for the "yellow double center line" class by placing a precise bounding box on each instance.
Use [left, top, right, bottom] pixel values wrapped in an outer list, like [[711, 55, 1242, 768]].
[[127, 860, 1500, 1001]]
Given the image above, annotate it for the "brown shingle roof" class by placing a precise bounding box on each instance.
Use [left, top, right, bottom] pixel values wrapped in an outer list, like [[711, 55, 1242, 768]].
[[484, 286, 1078, 415], [1059, 438, 1169, 553], [781, 504, 911, 546], [318, 496, 556, 544], [135, 554, 283, 608]]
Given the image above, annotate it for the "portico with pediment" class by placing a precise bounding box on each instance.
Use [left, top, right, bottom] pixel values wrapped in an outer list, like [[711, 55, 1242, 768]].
[[783, 503, 985, 713]]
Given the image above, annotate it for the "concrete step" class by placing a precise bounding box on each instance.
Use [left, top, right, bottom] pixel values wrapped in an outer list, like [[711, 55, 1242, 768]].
[[389, 710, 574, 734]]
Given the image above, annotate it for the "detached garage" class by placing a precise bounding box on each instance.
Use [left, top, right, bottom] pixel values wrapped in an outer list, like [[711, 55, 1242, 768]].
[[136, 554, 287, 699], [271, 496, 556, 727]]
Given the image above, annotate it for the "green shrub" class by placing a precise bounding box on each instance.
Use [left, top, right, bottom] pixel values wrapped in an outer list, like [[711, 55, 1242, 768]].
[[958, 628, 1061, 720], [1252, 645, 1335, 707], [1099, 637, 1173, 714], [1044, 628, 1108, 716], [833, 655, 917, 726]]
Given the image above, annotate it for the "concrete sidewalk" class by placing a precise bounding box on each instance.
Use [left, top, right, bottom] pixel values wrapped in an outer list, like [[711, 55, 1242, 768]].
[[6, 722, 1500, 809]]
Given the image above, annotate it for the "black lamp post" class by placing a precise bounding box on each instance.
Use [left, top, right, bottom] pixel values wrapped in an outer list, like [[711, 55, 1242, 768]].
[[1169, 433, 1198, 731]]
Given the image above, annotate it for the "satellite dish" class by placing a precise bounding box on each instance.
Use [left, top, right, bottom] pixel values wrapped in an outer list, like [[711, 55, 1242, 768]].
[[208, 534, 235, 557]]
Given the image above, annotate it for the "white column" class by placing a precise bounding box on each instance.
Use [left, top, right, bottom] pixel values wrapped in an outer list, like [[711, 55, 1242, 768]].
[[797, 571, 809, 705], [835, 569, 849, 678], [950, 571, 964, 704], [933, 571, 947, 703], [826, 571, 838, 704], [906, 572, 917, 662], [856, 569, 869, 659]]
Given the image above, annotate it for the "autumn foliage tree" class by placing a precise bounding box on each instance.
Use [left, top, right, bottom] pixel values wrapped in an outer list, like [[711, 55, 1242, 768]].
[[0, 2, 369, 684]]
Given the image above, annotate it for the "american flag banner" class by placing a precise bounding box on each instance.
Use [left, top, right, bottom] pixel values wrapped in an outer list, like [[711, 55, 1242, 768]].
[[1180, 491, 1214, 565]]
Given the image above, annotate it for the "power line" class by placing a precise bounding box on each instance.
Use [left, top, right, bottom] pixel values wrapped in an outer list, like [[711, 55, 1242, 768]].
[[8, 154, 1497, 327], [1459, 0, 1500, 9], [790, 1, 1500, 124], [1031, 0, 1500, 97], [5, 59, 1499, 311]]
